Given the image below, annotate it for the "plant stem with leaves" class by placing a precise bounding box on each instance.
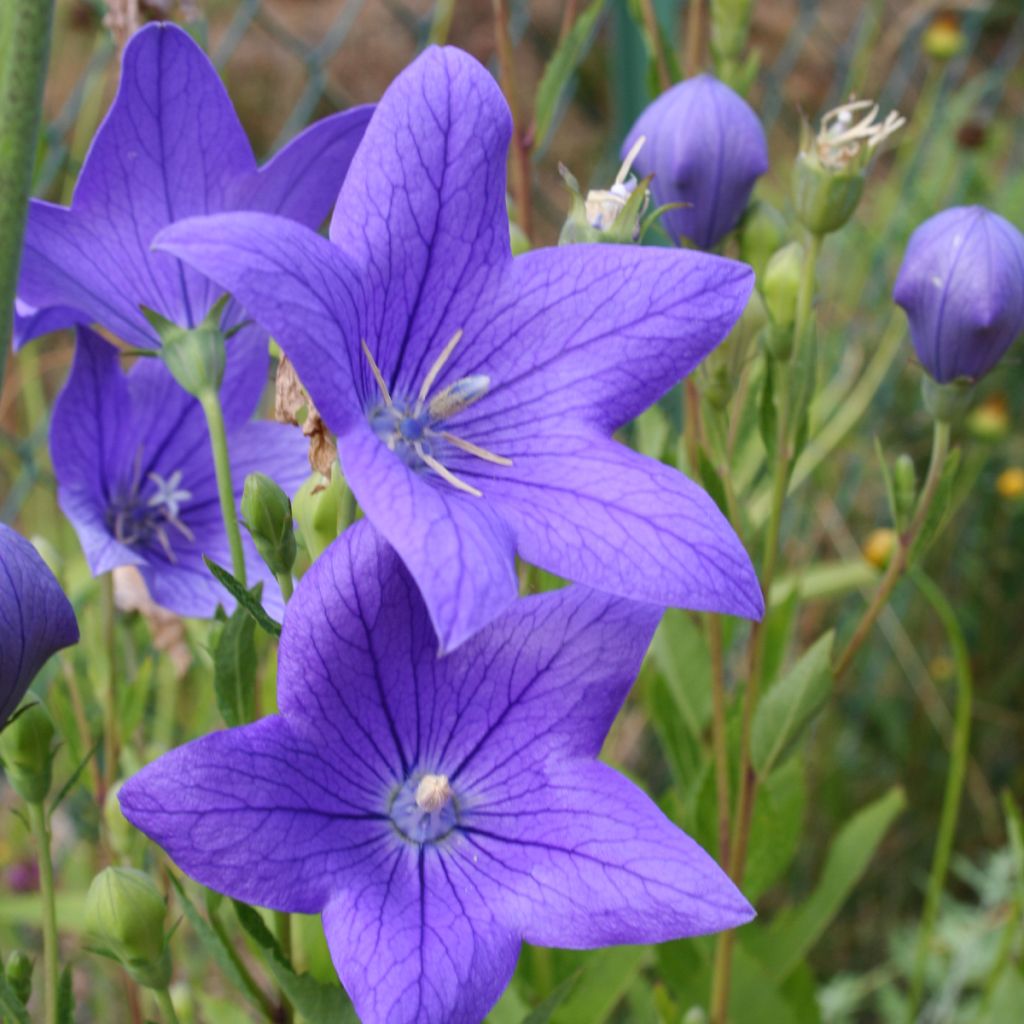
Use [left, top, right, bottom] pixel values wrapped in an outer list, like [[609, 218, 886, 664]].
[[29, 800, 60, 1024]]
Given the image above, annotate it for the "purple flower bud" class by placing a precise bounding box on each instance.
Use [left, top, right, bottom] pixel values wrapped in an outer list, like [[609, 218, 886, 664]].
[[894, 206, 1024, 383], [623, 74, 768, 250]]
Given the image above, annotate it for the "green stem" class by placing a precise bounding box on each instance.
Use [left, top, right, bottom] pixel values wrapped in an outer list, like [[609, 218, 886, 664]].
[[0, 0, 55, 396], [906, 569, 972, 1019], [29, 801, 59, 1024], [209, 904, 276, 1020], [834, 418, 951, 680], [153, 987, 182, 1024], [102, 571, 119, 800], [199, 389, 247, 585]]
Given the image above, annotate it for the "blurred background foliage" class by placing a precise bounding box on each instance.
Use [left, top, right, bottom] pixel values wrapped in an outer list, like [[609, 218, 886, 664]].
[[1, 1, 1023, 1022]]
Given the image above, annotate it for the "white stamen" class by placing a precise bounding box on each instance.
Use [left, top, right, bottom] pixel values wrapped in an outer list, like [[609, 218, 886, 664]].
[[416, 329, 466, 412], [428, 374, 491, 420], [441, 432, 513, 466], [615, 135, 646, 187], [415, 773, 453, 813], [414, 443, 483, 498], [361, 339, 393, 407]]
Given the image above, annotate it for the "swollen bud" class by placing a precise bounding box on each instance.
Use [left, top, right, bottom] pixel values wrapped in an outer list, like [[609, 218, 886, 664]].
[[762, 243, 803, 329], [893, 454, 918, 529], [293, 471, 344, 561], [966, 395, 1010, 442], [5, 950, 33, 1005], [85, 867, 171, 989], [241, 473, 297, 576], [0, 701, 56, 803], [145, 301, 227, 398], [739, 200, 788, 280], [923, 14, 965, 61], [863, 528, 896, 569]]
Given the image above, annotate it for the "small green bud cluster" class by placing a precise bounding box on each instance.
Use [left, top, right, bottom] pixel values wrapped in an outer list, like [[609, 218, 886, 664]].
[[241, 472, 297, 576], [85, 867, 171, 990], [0, 701, 57, 803]]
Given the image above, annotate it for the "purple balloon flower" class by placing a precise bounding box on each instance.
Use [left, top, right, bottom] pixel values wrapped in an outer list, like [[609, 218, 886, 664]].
[[14, 22, 371, 421], [154, 46, 763, 652], [1, 524, 79, 727], [50, 327, 307, 618], [120, 521, 753, 1024], [623, 74, 768, 250], [893, 205, 1024, 383]]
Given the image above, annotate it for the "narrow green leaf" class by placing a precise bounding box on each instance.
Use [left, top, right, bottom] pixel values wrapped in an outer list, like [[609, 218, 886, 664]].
[[521, 970, 582, 1023], [747, 786, 906, 981], [232, 902, 356, 1023], [759, 359, 777, 461], [167, 876, 264, 1011], [751, 631, 835, 778], [50, 737, 100, 815], [874, 436, 900, 530], [909, 447, 961, 564], [213, 602, 258, 728], [549, 946, 648, 1023], [0, 972, 30, 1024], [204, 557, 282, 636], [698, 449, 729, 516], [533, 0, 605, 154], [743, 755, 807, 901], [56, 965, 73, 1024]]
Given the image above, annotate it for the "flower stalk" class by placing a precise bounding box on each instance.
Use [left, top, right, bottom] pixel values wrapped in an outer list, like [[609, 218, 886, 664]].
[[0, 0, 55, 396], [153, 986, 182, 1024], [28, 800, 60, 1024], [199, 388, 248, 586], [906, 569, 972, 1018]]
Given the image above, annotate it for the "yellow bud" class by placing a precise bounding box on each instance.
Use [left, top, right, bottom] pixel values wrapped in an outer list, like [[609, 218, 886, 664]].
[[996, 467, 1024, 500], [923, 14, 966, 61], [863, 527, 896, 569], [966, 394, 1010, 441]]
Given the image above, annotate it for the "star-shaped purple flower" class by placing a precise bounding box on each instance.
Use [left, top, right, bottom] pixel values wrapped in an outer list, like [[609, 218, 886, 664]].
[[50, 327, 307, 618], [14, 21, 371, 421], [1, 524, 79, 727], [120, 521, 753, 1024], [153, 46, 763, 651]]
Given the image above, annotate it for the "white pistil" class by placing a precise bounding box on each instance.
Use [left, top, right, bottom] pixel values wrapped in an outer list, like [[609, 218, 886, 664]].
[[415, 773, 453, 813]]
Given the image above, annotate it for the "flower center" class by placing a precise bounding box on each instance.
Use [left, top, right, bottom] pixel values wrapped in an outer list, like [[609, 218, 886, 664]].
[[390, 771, 458, 844], [362, 331, 512, 498], [108, 451, 194, 561]]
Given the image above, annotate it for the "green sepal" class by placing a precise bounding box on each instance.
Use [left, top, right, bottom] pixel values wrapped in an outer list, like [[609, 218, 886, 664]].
[[145, 296, 228, 398]]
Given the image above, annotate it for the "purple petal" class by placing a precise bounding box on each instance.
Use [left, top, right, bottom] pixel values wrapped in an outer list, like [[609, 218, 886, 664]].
[[323, 848, 519, 1024], [119, 716, 388, 914], [459, 759, 754, 946], [18, 24, 255, 346], [456, 244, 753, 434], [477, 432, 763, 620], [327, 46, 511, 398], [155, 211, 367, 432], [227, 106, 374, 227], [337, 424, 517, 652], [0, 525, 79, 725]]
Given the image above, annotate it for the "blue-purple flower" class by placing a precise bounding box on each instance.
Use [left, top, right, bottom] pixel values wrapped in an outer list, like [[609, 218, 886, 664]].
[[0, 525, 79, 727], [154, 46, 763, 651], [893, 205, 1024, 383], [50, 328, 307, 618], [14, 22, 371, 421], [623, 74, 768, 250], [120, 521, 753, 1024]]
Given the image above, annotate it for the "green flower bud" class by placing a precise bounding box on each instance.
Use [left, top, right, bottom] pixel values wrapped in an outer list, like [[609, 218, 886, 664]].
[[922, 376, 975, 424], [85, 867, 171, 990], [145, 301, 227, 398], [241, 473, 297, 576], [293, 471, 344, 562], [762, 242, 803, 330], [5, 950, 33, 1006], [739, 200, 788, 281], [893, 454, 918, 527], [0, 701, 56, 803]]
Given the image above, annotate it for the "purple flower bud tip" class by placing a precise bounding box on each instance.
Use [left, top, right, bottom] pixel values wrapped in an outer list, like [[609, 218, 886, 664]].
[[0, 524, 79, 728], [894, 205, 1024, 383], [623, 73, 769, 250]]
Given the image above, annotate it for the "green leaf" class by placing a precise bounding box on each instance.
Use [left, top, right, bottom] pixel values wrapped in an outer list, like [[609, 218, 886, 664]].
[[203, 557, 282, 636], [758, 359, 777, 461], [761, 585, 801, 692], [56, 965, 73, 1024], [751, 632, 835, 778], [874, 436, 901, 531], [747, 786, 906, 981], [50, 737, 100, 815], [0, 972, 30, 1024], [549, 946, 648, 1023], [232, 902, 357, 1023], [909, 447, 961, 564], [167, 876, 265, 1012], [213, 601, 258, 728], [698, 449, 729, 516], [521, 970, 582, 1023], [743, 755, 807, 901], [533, 0, 605, 154]]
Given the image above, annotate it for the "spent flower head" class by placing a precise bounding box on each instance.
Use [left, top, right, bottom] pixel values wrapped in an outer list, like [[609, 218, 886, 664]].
[[154, 46, 763, 652], [812, 98, 906, 172], [121, 522, 753, 1024]]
